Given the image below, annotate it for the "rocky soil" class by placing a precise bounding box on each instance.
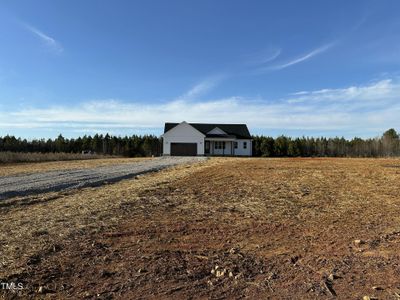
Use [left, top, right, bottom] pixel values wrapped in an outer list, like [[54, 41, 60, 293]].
[[0, 157, 206, 200], [1, 158, 400, 299]]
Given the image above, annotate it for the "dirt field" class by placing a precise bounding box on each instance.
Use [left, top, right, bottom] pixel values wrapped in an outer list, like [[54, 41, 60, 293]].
[[1, 158, 400, 299], [0, 157, 151, 177], [0, 157, 205, 200]]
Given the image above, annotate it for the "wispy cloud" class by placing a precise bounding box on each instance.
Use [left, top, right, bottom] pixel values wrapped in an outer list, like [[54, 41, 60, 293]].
[[177, 74, 227, 100], [190, 42, 330, 84], [245, 47, 281, 65], [286, 79, 396, 103], [269, 42, 335, 70], [2, 78, 400, 138], [22, 23, 63, 53]]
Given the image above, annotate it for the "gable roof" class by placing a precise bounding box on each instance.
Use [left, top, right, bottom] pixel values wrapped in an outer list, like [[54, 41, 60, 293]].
[[207, 127, 227, 135], [164, 122, 252, 139]]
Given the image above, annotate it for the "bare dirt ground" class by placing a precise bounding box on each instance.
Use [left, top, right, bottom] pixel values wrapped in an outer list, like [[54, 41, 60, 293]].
[[1, 158, 400, 299], [0, 157, 205, 200], [0, 157, 151, 177]]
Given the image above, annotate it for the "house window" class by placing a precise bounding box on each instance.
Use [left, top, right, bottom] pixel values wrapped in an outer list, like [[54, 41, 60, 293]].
[[234, 142, 238, 149], [243, 141, 247, 149], [214, 141, 226, 149]]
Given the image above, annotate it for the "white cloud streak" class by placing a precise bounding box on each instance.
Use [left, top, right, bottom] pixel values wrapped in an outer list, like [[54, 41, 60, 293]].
[[245, 48, 281, 65], [23, 23, 63, 53], [177, 75, 227, 100], [2, 79, 400, 137], [270, 43, 335, 70]]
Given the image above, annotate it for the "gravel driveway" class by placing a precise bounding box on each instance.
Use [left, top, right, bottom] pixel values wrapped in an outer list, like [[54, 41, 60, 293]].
[[0, 156, 206, 200]]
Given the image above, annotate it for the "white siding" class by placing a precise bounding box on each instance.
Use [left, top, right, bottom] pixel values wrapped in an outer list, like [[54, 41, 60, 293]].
[[233, 139, 252, 156], [162, 122, 205, 155], [212, 141, 233, 155]]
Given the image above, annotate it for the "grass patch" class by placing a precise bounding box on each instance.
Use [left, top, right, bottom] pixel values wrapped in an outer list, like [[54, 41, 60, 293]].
[[0, 151, 110, 164]]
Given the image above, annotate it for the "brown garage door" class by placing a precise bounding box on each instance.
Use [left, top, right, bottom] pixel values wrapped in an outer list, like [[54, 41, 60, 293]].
[[170, 143, 197, 156]]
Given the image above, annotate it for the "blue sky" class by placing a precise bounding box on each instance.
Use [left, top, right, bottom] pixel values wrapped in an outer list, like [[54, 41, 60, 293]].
[[1, 0, 400, 138]]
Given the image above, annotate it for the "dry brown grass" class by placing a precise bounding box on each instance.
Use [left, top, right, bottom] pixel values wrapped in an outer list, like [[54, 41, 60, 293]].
[[0, 157, 216, 277], [0, 156, 152, 177], [0, 151, 110, 164], [1, 157, 400, 299]]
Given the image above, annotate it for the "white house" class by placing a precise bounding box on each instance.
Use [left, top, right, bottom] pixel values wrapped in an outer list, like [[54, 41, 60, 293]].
[[161, 121, 252, 156]]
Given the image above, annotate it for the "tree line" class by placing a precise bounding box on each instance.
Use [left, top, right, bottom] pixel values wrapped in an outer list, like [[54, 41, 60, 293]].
[[0, 134, 161, 157], [253, 129, 400, 157], [0, 129, 399, 158]]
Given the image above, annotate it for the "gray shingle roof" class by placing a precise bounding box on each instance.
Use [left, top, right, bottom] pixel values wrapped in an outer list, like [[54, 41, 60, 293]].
[[164, 122, 252, 139]]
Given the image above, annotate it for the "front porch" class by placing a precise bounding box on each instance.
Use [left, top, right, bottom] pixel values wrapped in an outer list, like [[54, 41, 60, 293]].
[[204, 137, 237, 156]]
